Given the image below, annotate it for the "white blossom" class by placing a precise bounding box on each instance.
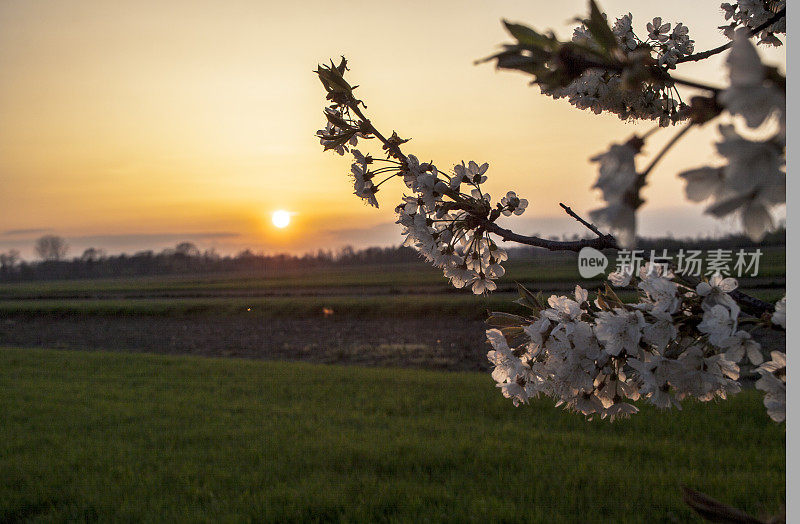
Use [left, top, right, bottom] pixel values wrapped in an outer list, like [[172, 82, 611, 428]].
[[755, 351, 786, 422], [608, 267, 634, 287], [697, 304, 739, 347], [588, 141, 640, 248], [679, 167, 724, 203], [546, 13, 690, 125], [500, 191, 529, 216], [612, 13, 637, 50], [696, 274, 739, 311], [647, 17, 671, 42], [594, 308, 645, 356], [771, 296, 785, 328], [723, 330, 763, 366], [638, 269, 680, 316], [590, 203, 636, 249]]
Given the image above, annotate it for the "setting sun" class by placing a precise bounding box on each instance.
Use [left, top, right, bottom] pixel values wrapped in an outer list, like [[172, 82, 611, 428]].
[[272, 210, 291, 229]]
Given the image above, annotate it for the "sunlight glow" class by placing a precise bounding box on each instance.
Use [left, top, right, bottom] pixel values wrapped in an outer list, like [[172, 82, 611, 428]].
[[272, 210, 291, 229]]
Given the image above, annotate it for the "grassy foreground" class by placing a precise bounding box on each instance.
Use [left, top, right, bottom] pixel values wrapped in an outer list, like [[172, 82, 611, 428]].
[[0, 349, 784, 522]]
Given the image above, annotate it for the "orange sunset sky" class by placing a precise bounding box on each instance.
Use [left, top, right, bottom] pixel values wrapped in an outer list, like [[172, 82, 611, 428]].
[[0, 1, 786, 258]]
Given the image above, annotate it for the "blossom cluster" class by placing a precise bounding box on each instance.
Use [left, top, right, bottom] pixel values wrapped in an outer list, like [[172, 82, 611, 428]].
[[720, 0, 786, 46], [394, 158, 526, 294], [486, 267, 786, 421], [679, 30, 785, 241], [545, 13, 694, 125], [316, 62, 528, 294]]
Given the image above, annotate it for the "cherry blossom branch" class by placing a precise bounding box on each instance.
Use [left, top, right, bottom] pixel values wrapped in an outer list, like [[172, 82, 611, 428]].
[[344, 99, 621, 253], [675, 8, 786, 64]]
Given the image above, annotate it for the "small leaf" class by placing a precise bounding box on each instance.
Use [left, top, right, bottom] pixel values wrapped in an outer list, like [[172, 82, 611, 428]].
[[598, 282, 625, 309], [316, 64, 352, 94], [585, 0, 618, 53], [502, 20, 551, 48], [516, 282, 543, 310]]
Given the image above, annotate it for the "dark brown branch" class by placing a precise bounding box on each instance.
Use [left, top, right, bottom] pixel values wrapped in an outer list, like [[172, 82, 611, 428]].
[[663, 74, 722, 93], [577, 56, 723, 94], [675, 42, 731, 64], [481, 220, 619, 252], [728, 289, 776, 315]]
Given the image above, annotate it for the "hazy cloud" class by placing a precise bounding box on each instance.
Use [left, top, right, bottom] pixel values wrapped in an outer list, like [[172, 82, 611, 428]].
[[71, 232, 240, 244], [2, 228, 52, 236]]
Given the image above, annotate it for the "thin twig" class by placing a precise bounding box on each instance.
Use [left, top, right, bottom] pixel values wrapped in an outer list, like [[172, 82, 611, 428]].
[[559, 203, 605, 238], [641, 123, 694, 178]]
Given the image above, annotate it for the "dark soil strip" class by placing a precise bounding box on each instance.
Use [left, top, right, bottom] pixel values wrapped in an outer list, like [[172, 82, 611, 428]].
[[1, 314, 783, 374], [0, 315, 492, 371]]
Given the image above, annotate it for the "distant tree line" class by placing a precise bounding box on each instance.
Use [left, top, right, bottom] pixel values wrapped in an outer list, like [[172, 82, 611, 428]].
[[0, 228, 785, 282], [0, 237, 423, 282]]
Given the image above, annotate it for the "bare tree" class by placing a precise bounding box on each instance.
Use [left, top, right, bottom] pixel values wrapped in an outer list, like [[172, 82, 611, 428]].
[[34, 235, 69, 261], [0, 249, 20, 273]]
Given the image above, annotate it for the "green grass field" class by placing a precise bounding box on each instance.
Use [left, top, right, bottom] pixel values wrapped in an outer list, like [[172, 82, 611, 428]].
[[0, 348, 785, 522]]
